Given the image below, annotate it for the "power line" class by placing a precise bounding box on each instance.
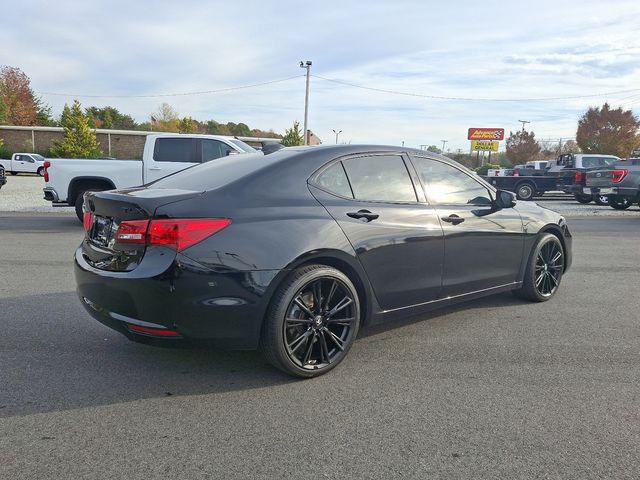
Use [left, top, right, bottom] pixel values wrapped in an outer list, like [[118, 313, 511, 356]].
[[311, 74, 640, 102], [35, 75, 304, 98]]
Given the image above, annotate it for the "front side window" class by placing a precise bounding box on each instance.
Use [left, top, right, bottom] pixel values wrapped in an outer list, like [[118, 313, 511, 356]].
[[413, 157, 492, 205], [341, 155, 417, 202], [202, 139, 229, 163], [153, 138, 197, 163]]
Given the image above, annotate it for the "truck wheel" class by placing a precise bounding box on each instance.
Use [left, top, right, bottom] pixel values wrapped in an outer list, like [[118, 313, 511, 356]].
[[10, 171, 17, 176], [594, 195, 609, 206], [75, 190, 100, 221], [609, 196, 632, 210], [573, 193, 592, 204], [37, 167, 44, 176], [515, 182, 535, 201]]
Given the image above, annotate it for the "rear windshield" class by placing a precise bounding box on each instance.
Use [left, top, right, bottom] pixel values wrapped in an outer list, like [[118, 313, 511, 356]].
[[229, 139, 257, 153], [582, 156, 618, 168], [151, 152, 276, 191]]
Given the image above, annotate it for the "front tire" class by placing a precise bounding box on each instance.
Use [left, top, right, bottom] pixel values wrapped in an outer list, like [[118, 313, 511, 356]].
[[513, 233, 564, 302], [594, 195, 609, 206], [260, 264, 360, 378], [37, 167, 44, 176]]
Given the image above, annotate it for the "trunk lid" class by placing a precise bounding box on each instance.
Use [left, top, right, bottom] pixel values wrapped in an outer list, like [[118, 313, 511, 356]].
[[82, 187, 203, 271]]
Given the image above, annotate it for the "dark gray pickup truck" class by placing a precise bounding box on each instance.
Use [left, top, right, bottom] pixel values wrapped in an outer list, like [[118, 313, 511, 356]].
[[0, 164, 6, 189], [585, 159, 640, 209]]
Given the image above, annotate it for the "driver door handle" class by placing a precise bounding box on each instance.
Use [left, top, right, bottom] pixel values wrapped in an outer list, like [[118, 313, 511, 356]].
[[346, 209, 379, 222], [149, 167, 162, 171], [441, 214, 465, 225]]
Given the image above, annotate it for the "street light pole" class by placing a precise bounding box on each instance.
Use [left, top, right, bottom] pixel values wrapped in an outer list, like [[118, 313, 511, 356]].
[[332, 129, 342, 144], [300, 60, 312, 145], [518, 119, 530, 132], [441, 139, 448, 153]]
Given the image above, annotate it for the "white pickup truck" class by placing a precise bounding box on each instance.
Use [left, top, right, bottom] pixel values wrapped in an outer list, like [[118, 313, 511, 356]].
[[43, 134, 261, 220], [0, 153, 47, 176]]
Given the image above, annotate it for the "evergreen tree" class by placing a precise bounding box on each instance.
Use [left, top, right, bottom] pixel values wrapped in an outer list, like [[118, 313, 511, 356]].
[[51, 100, 102, 158], [281, 121, 304, 146]]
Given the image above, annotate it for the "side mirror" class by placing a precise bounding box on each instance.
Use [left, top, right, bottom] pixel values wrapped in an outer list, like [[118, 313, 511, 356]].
[[495, 189, 516, 209]]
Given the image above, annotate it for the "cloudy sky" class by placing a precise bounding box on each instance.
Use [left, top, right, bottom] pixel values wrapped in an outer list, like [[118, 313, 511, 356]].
[[2, 0, 640, 151]]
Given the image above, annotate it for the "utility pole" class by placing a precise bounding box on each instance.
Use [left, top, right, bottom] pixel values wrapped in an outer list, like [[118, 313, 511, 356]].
[[332, 129, 342, 144], [300, 60, 312, 145], [441, 139, 448, 153], [518, 119, 530, 132]]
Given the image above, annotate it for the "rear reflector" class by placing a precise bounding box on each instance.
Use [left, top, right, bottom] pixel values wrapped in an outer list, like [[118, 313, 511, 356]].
[[148, 219, 231, 251], [612, 169, 628, 183], [128, 324, 181, 337], [43, 161, 50, 182]]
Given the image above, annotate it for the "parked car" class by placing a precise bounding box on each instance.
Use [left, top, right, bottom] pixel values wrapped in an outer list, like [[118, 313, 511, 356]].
[[585, 158, 640, 210], [76, 145, 572, 378], [0, 153, 47, 176], [43, 134, 261, 220], [556, 153, 620, 205], [0, 164, 6, 189]]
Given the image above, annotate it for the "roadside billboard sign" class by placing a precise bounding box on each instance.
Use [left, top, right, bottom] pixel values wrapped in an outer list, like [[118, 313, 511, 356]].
[[468, 128, 505, 141], [471, 140, 499, 152]]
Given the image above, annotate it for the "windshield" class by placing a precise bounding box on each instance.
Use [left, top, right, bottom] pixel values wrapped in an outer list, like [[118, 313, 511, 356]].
[[229, 139, 257, 153]]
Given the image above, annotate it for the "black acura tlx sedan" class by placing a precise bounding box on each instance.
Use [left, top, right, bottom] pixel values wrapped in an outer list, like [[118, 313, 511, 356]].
[[76, 145, 572, 377]]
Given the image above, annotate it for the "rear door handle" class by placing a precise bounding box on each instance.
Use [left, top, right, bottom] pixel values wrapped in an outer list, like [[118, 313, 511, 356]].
[[149, 167, 162, 171], [441, 214, 465, 225], [346, 209, 379, 222]]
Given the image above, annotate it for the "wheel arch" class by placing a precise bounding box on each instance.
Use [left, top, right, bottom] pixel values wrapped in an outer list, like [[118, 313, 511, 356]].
[[68, 176, 116, 205], [537, 224, 568, 272], [261, 249, 378, 334]]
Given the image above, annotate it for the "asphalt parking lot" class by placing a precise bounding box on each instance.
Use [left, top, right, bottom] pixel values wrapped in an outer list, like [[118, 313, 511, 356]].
[[1, 210, 639, 479]]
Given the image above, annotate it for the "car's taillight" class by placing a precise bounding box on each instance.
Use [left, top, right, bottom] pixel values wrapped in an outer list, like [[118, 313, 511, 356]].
[[575, 171, 584, 182], [115, 220, 150, 244], [83, 211, 94, 232], [612, 169, 628, 183], [43, 161, 50, 182], [513, 171, 519, 177], [148, 219, 231, 251], [113, 218, 231, 251]]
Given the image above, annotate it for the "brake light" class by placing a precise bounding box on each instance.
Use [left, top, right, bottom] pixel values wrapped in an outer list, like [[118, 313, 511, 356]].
[[43, 161, 50, 182], [612, 169, 628, 183], [83, 211, 94, 232], [115, 220, 150, 244], [148, 219, 231, 251], [513, 171, 519, 176], [575, 171, 584, 182]]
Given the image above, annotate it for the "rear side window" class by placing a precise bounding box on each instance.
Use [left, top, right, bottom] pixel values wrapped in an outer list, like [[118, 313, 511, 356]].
[[582, 156, 618, 168], [316, 162, 353, 198], [153, 138, 198, 163], [342, 155, 417, 202]]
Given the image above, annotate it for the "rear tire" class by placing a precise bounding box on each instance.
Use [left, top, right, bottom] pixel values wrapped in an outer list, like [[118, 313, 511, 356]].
[[260, 264, 360, 378], [573, 193, 592, 204], [609, 196, 632, 210], [10, 171, 17, 176], [516, 182, 535, 201], [513, 233, 564, 302]]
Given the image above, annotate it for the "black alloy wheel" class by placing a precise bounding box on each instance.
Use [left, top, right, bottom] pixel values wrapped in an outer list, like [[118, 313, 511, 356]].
[[261, 265, 360, 378], [573, 193, 592, 204], [594, 195, 609, 206], [609, 195, 632, 210], [513, 233, 564, 302], [516, 182, 535, 201]]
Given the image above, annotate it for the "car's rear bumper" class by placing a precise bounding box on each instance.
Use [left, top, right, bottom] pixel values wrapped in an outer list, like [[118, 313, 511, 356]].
[[74, 247, 281, 349]]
